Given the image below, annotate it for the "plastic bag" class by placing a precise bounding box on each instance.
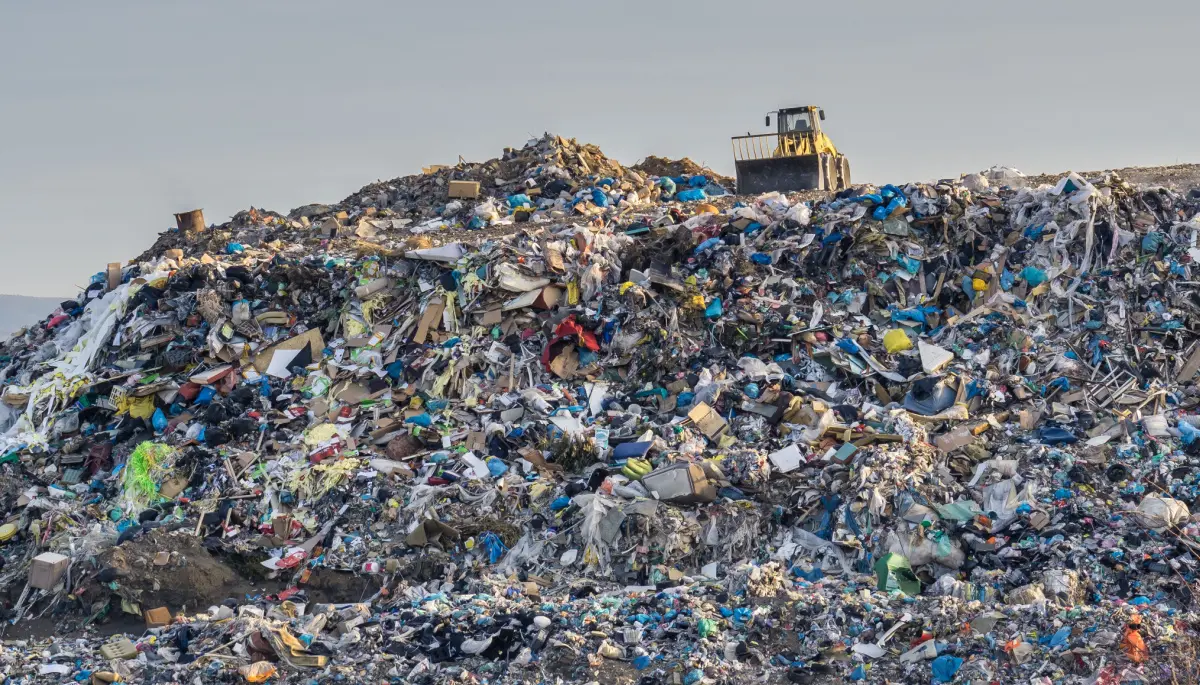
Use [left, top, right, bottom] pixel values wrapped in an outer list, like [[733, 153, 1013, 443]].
[[239, 661, 277, 682], [785, 203, 811, 225], [676, 188, 707, 203], [474, 198, 500, 223], [1133, 495, 1189, 531], [960, 173, 989, 191], [1020, 266, 1047, 287], [152, 408, 168, 433], [1122, 627, 1148, 663], [883, 329, 912, 353], [1180, 419, 1200, 445], [931, 655, 963, 683]]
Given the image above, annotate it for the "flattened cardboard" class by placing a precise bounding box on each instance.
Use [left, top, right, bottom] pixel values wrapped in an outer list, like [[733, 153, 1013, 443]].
[[687, 402, 727, 440], [549, 346, 580, 379], [768, 444, 803, 473], [188, 365, 234, 385], [253, 328, 326, 373], [503, 286, 563, 312], [406, 520, 460, 549], [414, 299, 445, 344]]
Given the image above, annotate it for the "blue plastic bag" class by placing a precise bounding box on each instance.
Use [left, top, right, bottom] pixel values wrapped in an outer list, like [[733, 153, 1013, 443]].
[[1020, 266, 1047, 287], [590, 188, 609, 207], [688, 175, 709, 188], [931, 655, 963, 683], [836, 338, 862, 355], [1180, 420, 1199, 445], [896, 254, 920, 274], [705, 298, 723, 318], [750, 253, 772, 265], [507, 194, 532, 208], [1142, 232, 1164, 253], [872, 185, 907, 220], [1039, 426, 1077, 445], [1000, 269, 1015, 290], [694, 237, 721, 255], [961, 275, 977, 298], [152, 408, 168, 432], [1048, 625, 1072, 647], [676, 188, 708, 202], [479, 531, 508, 563]]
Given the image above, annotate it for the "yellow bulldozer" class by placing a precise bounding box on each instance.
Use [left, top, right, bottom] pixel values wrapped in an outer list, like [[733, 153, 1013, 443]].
[[731, 105, 851, 194]]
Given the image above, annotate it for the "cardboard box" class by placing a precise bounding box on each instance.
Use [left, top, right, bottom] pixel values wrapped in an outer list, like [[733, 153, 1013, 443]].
[[448, 180, 481, 199], [30, 552, 69, 590], [144, 606, 171, 628]]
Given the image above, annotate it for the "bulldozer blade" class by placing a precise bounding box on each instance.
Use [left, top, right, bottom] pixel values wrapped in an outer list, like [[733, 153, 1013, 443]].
[[735, 155, 824, 194]]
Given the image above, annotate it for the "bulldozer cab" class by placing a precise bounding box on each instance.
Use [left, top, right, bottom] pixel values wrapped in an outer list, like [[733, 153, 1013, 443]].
[[774, 106, 822, 135], [732, 104, 849, 194]]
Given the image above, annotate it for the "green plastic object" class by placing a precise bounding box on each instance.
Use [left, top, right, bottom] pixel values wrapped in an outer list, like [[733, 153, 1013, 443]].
[[874, 552, 921, 596]]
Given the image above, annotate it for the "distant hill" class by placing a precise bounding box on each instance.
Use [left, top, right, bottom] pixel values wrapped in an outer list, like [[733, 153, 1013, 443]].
[[0, 295, 67, 339]]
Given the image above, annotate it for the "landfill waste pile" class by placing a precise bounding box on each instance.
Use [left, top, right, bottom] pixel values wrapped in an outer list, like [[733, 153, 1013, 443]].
[[4, 134, 1200, 684]]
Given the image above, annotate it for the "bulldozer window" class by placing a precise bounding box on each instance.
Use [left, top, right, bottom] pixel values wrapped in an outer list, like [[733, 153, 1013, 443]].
[[782, 112, 813, 133]]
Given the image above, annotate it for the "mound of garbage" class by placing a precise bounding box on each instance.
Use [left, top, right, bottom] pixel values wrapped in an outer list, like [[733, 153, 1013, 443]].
[[2, 134, 1200, 683]]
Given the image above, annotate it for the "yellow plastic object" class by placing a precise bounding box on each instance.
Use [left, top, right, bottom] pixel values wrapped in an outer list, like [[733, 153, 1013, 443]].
[[695, 203, 720, 215], [883, 329, 912, 353], [0, 523, 15, 542], [971, 278, 988, 292]]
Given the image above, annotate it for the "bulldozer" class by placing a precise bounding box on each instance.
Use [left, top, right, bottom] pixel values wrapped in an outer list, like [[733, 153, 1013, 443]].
[[731, 105, 851, 194]]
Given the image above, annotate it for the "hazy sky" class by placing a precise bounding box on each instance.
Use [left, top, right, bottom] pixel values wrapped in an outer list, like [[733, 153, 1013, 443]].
[[2, 1, 1196, 297]]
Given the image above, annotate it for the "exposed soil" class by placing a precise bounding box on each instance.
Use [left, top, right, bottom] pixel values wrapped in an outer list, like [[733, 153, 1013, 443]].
[[1027, 163, 1200, 191], [100, 532, 270, 613], [633, 156, 734, 186], [300, 566, 382, 604]]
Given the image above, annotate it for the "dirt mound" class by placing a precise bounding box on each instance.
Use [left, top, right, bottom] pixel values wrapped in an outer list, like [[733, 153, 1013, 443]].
[[300, 567, 383, 604], [99, 531, 255, 612], [633, 155, 732, 184], [1025, 163, 1200, 191]]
